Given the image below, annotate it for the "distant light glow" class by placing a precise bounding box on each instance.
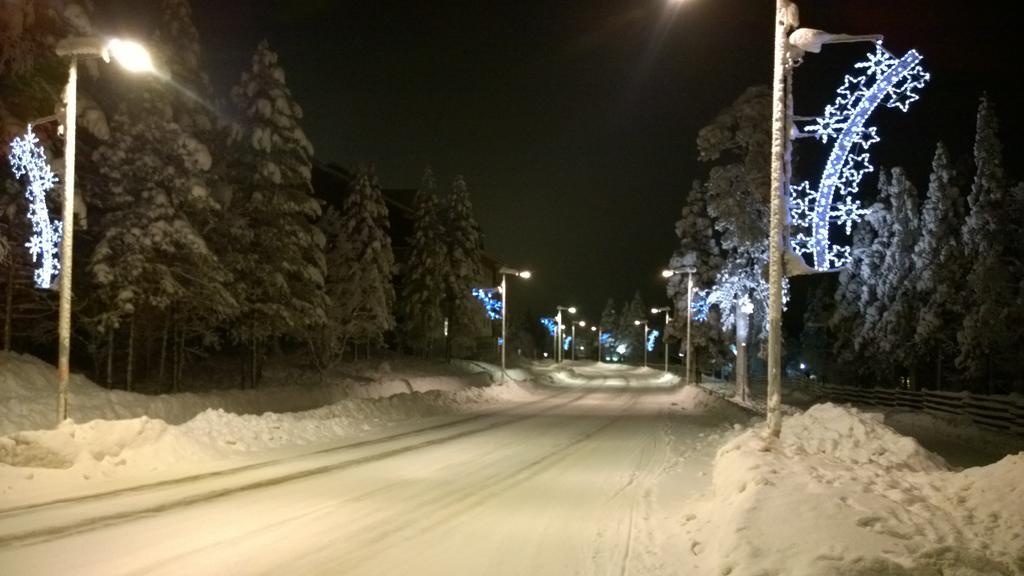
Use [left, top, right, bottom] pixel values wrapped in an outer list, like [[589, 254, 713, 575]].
[[615, 344, 627, 355], [791, 43, 929, 270], [8, 126, 62, 289]]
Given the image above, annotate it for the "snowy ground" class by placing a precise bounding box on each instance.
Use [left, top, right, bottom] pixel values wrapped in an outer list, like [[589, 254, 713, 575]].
[[1, 355, 1022, 575]]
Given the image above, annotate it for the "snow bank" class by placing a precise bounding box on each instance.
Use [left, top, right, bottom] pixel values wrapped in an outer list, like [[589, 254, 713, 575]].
[[0, 352, 507, 435], [679, 403, 1024, 575]]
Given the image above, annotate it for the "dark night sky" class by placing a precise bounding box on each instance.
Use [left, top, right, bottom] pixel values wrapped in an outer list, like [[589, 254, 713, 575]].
[[180, 0, 1020, 325]]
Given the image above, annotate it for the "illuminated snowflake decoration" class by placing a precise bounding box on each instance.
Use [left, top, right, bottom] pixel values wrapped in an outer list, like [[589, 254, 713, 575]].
[[8, 126, 62, 289], [690, 290, 711, 323], [646, 329, 660, 352], [540, 317, 557, 336], [563, 335, 572, 352], [599, 332, 613, 345], [471, 287, 502, 320], [791, 43, 929, 270]]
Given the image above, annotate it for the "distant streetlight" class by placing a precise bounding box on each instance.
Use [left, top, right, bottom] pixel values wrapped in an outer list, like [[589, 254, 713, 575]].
[[571, 320, 587, 361], [633, 319, 649, 368], [498, 267, 531, 383], [662, 266, 696, 385], [555, 305, 576, 363], [652, 306, 672, 373], [53, 36, 155, 423]]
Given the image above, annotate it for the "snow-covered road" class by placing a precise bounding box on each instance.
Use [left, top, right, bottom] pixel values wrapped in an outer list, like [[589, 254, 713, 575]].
[[0, 364, 746, 575]]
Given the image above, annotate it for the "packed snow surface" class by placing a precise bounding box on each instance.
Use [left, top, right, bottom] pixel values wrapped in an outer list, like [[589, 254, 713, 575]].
[[1, 356, 1021, 575]]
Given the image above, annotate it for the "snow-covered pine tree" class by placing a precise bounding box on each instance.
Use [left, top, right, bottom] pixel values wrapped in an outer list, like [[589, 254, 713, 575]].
[[222, 40, 326, 386], [153, 0, 214, 133], [666, 180, 724, 366], [397, 167, 446, 356], [957, 96, 1013, 389], [617, 292, 647, 363], [912, 143, 965, 389], [442, 174, 483, 360], [598, 297, 618, 360], [854, 170, 893, 383], [830, 218, 876, 384], [875, 167, 920, 382], [89, 84, 234, 390], [323, 165, 395, 359]]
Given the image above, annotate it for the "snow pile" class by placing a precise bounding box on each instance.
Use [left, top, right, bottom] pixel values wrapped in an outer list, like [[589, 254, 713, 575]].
[[0, 352, 507, 435], [679, 403, 1024, 575]]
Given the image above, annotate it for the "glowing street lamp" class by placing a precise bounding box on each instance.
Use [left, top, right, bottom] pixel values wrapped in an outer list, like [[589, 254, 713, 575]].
[[633, 319, 649, 368], [651, 306, 672, 373], [498, 267, 531, 382], [52, 37, 155, 423], [662, 266, 696, 385], [555, 305, 576, 363]]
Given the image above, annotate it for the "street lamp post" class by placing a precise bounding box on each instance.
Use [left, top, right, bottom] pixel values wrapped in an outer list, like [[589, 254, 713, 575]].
[[555, 305, 576, 363], [571, 320, 586, 361], [662, 266, 696, 385], [53, 37, 154, 423], [498, 267, 530, 382], [652, 307, 671, 373], [633, 320, 648, 368], [596, 326, 603, 362]]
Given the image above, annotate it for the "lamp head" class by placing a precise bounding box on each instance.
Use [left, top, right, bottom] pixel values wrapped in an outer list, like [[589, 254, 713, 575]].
[[568, 306, 577, 314], [518, 270, 532, 279], [578, 320, 586, 327], [661, 269, 674, 278], [106, 39, 155, 73]]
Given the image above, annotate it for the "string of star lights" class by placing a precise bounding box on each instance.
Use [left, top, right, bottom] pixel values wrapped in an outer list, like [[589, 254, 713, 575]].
[[471, 287, 502, 320], [646, 329, 660, 353], [8, 125, 62, 289], [791, 42, 929, 270]]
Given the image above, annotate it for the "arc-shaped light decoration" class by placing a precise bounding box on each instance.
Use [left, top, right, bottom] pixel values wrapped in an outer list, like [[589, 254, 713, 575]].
[[8, 125, 62, 289], [791, 43, 929, 270]]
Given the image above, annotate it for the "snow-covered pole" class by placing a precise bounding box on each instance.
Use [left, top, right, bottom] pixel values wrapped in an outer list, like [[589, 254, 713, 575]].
[[651, 306, 671, 373], [55, 55, 77, 423], [766, 0, 796, 438], [53, 37, 155, 424], [555, 305, 576, 364], [685, 270, 694, 385], [501, 273, 508, 380]]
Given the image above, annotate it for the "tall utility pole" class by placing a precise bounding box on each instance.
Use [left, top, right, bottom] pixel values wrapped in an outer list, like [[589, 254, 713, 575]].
[[498, 267, 530, 382], [766, 0, 796, 437], [652, 307, 671, 373]]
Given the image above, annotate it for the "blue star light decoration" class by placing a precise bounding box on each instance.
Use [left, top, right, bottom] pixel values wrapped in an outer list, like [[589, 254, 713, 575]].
[[540, 317, 557, 336], [471, 287, 502, 320], [646, 329, 660, 352], [563, 335, 572, 352], [8, 126, 62, 289], [790, 43, 929, 270]]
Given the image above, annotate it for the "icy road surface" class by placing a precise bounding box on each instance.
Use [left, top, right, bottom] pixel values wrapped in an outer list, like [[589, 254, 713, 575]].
[[0, 363, 746, 575]]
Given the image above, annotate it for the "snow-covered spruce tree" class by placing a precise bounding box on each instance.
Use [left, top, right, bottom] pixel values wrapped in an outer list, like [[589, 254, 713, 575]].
[[222, 40, 326, 386], [830, 218, 877, 385], [666, 180, 725, 382], [598, 298, 618, 360], [89, 83, 234, 391], [153, 0, 214, 133], [957, 96, 1014, 389], [874, 168, 921, 384], [617, 292, 647, 363], [912, 143, 966, 389], [853, 171, 893, 384], [441, 174, 483, 360], [322, 165, 395, 360], [397, 167, 447, 356]]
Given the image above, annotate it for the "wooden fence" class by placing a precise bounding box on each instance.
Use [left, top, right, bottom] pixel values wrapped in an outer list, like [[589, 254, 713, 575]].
[[814, 383, 1024, 436]]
